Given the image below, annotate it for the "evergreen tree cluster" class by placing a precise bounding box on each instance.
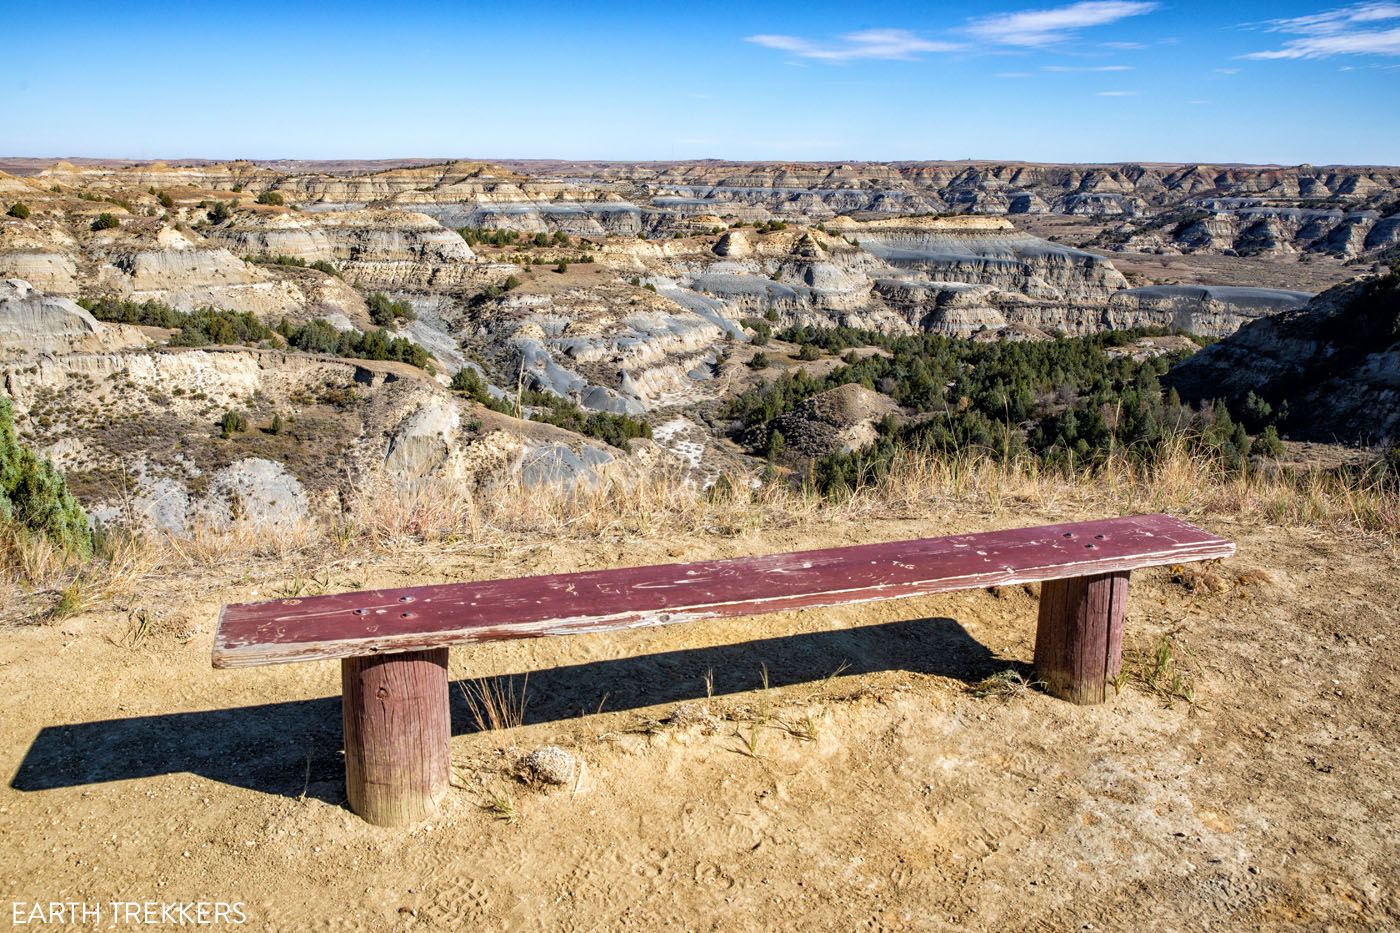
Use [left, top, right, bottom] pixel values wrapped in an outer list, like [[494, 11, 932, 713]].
[[722, 324, 1288, 495], [278, 318, 431, 368], [80, 297, 277, 346], [79, 296, 432, 368], [458, 227, 574, 248]]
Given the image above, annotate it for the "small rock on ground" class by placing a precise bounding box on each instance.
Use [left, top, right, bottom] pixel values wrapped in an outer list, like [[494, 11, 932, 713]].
[[518, 746, 577, 787]]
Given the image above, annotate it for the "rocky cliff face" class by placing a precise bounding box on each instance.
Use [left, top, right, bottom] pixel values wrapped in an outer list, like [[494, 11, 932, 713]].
[[1110, 205, 1400, 260], [204, 209, 492, 291], [828, 215, 1127, 301], [0, 279, 147, 356], [1104, 285, 1311, 336], [0, 339, 628, 533], [1164, 272, 1400, 445]]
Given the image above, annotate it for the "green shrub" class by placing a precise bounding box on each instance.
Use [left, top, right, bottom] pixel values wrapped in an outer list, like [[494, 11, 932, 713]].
[[7, 202, 30, 220], [747, 352, 771, 370], [157, 191, 174, 209], [742, 318, 772, 346], [797, 343, 821, 361], [255, 191, 284, 206], [457, 227, 520, 247], [0, 399, 92, 556], [1258, 425, 1285, 458], [366, 292, 416, 326], [281, 318, 343, 354], [766, 429, 786, 460], [207, 201, 231, 224], [91, 213, 120, 231], [451, 366, 486, 394], [220, 410, 247, 439]]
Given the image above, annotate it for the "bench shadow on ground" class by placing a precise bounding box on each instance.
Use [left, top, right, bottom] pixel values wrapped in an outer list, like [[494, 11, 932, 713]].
[[11, 616, 1022, 806]]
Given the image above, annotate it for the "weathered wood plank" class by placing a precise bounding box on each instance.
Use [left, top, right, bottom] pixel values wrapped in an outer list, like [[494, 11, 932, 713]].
[[213, 514, 1233, 668]]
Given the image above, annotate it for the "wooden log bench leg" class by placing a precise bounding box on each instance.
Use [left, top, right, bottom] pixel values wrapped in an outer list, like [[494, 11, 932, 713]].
[[1033, 571, 1130, 705], [341, 648, 450, 826]]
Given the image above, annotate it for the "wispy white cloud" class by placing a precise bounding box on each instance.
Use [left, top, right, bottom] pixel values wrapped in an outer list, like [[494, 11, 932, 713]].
[[1101, 40, 1147, 49], [1243, 2, 1400, 59], [969, 1, 1158, 47], [1214, 67, 1242, 74], [744, 28, 962, 62], [1260, 2, 1400, 33], [746, 2, 1161, 64], [1096, 89, 1140, 96], [1042, 64, 1134, 71]]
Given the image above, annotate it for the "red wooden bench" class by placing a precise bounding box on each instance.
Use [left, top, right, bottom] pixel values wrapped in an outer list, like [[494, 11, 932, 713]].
[[213, 513, 1232, 825]]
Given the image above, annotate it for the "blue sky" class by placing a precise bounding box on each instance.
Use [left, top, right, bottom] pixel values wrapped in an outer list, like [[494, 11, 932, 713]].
[[2, 1, 1397, 164]]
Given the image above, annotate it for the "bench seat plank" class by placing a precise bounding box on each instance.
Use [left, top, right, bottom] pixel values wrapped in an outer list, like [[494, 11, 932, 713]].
[[213, 514, 1232, 668]]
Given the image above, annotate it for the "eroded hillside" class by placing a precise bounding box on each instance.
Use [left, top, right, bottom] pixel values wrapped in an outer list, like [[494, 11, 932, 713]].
[[0, 157, 1393, 533]]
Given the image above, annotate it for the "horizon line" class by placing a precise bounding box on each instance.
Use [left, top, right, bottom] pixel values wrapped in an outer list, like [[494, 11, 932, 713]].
[[4, 155, 1400, 172]]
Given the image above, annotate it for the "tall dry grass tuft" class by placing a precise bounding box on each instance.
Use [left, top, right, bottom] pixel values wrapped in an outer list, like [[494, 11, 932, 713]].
[[459, 674, 529, 732], [0, 526, 76, 591], [1, 445, 1394, 622], [335, 444, 1398, 549], [337, 463, 815, 548]]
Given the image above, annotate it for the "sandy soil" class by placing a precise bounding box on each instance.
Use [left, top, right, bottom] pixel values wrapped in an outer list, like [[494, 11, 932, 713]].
[[2, 508, 1397, 930]]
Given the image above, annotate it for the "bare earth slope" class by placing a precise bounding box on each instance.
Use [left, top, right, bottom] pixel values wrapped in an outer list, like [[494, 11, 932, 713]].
[[3, 507, 1396, 929]]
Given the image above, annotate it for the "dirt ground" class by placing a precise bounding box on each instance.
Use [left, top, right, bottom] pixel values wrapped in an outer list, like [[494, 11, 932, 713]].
[[2, 507, 1397, 930]]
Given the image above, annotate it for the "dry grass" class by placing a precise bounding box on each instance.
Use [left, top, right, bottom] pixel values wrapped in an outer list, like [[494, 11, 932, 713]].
[[1, 443, 1395, 621], [1119, 633, 1200, 707], [327, 443, 1398, 553], [459, 674, 530, 733], [969, 669, 1043, 701], [480, 789, 517, 823]]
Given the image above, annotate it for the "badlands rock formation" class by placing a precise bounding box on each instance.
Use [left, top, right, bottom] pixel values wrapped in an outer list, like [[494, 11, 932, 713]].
[[1104, 285, 1311, 336], [0, 338, 623, 534], [1109, 204, 1400, 259], [0, 156, 1390, 529], [1165, 273, 1400, 445], [16, 158, 1397, 259], [0, 279, 147, 356]]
